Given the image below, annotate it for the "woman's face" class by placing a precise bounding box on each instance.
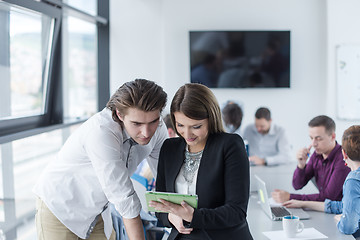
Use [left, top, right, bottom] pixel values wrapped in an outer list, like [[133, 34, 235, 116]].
[[173, 111, 209, 153]]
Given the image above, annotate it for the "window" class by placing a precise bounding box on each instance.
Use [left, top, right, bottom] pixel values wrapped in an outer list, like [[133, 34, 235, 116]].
[[12, 130, 63, 217], [0, 3, 54, 120], [65, 0, 97, 16], [0, 1, 109, 238], [0, 124, 80, 219], [63, 16, 98, 119], [0, 0, 109, 137]]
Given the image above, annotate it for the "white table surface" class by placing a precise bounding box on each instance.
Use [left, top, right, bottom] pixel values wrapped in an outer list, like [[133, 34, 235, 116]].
[[247, 164, 355, 240]]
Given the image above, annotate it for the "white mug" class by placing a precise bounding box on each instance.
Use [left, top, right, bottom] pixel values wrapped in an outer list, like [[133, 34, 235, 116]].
[[282, 215, 304, 238]]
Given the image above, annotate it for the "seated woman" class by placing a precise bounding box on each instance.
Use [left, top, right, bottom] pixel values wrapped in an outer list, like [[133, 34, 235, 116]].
[[222, 100, 243, 135], [149, 83, 253, 239], [283, 125, 360, 238]]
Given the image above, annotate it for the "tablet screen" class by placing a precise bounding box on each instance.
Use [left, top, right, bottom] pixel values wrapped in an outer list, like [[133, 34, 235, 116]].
[[145, 191, 198, 212]]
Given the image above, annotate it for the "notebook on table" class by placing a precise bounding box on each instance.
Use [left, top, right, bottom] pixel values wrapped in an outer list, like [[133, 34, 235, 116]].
[[254, 174, 310, 221]]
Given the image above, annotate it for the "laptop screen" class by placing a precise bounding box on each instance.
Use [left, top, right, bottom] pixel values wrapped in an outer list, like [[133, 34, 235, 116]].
[[254, 174, 311, 220], [254, 174, 273, 218]]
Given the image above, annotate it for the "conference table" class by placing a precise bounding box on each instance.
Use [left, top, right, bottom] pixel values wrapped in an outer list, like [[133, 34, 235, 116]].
[[247, 163, 355, 240]]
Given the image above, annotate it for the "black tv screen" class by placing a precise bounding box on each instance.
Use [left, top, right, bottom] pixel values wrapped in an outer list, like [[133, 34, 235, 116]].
[[189, 31, 290, 88]]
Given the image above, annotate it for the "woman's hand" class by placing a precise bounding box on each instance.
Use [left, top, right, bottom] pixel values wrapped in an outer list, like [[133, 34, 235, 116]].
[[149, 199, 194, 222], [334, 214, 342, 223], [149, 199, 194, 234], [282, 199, 304, 208], [168, 213, 193, 234]]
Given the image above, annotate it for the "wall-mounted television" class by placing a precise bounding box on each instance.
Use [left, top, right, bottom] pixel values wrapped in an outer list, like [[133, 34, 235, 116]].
[[189, 31, 290, 88]]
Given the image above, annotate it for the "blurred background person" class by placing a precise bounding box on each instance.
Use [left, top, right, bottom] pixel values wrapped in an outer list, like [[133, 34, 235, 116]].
[[222, 101, 243, 135], [243, 107, 291, 166], [164, 113, 177, 138]]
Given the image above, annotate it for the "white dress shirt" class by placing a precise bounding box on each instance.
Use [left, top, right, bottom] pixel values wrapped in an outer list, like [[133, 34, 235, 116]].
[[175, 163, 200, 195], [242, 123, 291, 165], [33, 108, 168, 239]]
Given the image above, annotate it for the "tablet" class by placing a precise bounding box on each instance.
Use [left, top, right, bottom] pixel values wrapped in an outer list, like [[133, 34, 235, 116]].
[[145, 191, 198, 212]]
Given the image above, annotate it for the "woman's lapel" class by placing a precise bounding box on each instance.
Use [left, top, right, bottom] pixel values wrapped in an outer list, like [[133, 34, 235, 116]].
[[168, 139, 187, 191]]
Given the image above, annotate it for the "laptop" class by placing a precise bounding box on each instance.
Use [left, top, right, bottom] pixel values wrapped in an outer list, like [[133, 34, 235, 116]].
[[254, 174, 310, 221]]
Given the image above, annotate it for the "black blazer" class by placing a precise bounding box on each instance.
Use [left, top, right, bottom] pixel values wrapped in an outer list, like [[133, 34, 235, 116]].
[[156, 132, 253, 240]]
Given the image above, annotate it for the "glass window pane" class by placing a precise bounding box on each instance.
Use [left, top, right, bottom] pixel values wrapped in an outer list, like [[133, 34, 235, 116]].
[[11, 124, 80, 218], [65, 0, 97, 16], [0, 146, 3, 199], [0, 3, 54, 120], [12, 130, 62, 218], [0, 124, 80, 224], [63, 16, 98, 119]]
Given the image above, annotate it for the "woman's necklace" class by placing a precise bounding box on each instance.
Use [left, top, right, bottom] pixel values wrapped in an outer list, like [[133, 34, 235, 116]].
[[183, 148, 203, 184]]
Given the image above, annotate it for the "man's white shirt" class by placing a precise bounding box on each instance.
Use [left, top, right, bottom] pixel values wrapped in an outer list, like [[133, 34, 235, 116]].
[[33, 108, 168, 239], [242, 123, 291, 165]]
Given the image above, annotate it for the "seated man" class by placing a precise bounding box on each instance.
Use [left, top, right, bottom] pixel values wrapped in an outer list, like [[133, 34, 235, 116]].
[[272, 115, 350, 202], [243, 107, 291, 165]]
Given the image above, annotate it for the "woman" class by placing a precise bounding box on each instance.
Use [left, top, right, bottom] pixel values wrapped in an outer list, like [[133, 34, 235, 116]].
[[149, 83, 253, 239], [222, 100, 243, 134], [283, 125, 360, 238]]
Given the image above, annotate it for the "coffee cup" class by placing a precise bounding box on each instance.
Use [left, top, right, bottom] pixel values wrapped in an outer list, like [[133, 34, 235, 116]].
[[282, 215, 304, 238]]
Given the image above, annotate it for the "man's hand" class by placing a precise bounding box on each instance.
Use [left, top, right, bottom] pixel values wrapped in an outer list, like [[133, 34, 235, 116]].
[[249, 155, 265, 165], [271, 189, 290, 203], [122, 215, 145, 240], [296, 145, 312, 169]]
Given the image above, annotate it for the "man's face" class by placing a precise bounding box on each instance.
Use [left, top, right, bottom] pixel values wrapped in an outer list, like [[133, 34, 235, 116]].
[[118, 108, 161, 145], [255, 118, 271, 135], [308, 126, 335, 156]]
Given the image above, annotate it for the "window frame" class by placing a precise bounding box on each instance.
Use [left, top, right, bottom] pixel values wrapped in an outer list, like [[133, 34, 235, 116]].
[[0, 0, 109, 143]]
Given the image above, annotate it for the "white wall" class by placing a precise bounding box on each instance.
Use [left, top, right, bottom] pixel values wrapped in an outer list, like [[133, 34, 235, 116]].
[[110, 0, 163, 89], [326, 0, 360, 140], [110, 0, 330, 158]]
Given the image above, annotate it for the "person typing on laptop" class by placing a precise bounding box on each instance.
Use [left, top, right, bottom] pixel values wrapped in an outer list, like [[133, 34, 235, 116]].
[[280, 125, 360, 238], [271, 115, 350, 203]]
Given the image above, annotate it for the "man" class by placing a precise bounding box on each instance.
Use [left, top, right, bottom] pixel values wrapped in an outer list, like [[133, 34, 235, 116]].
[[242, 107, 291, 165], [33, 79, 168, 240], [133, 113, 177, 188], [272, 115, 350, 203]]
